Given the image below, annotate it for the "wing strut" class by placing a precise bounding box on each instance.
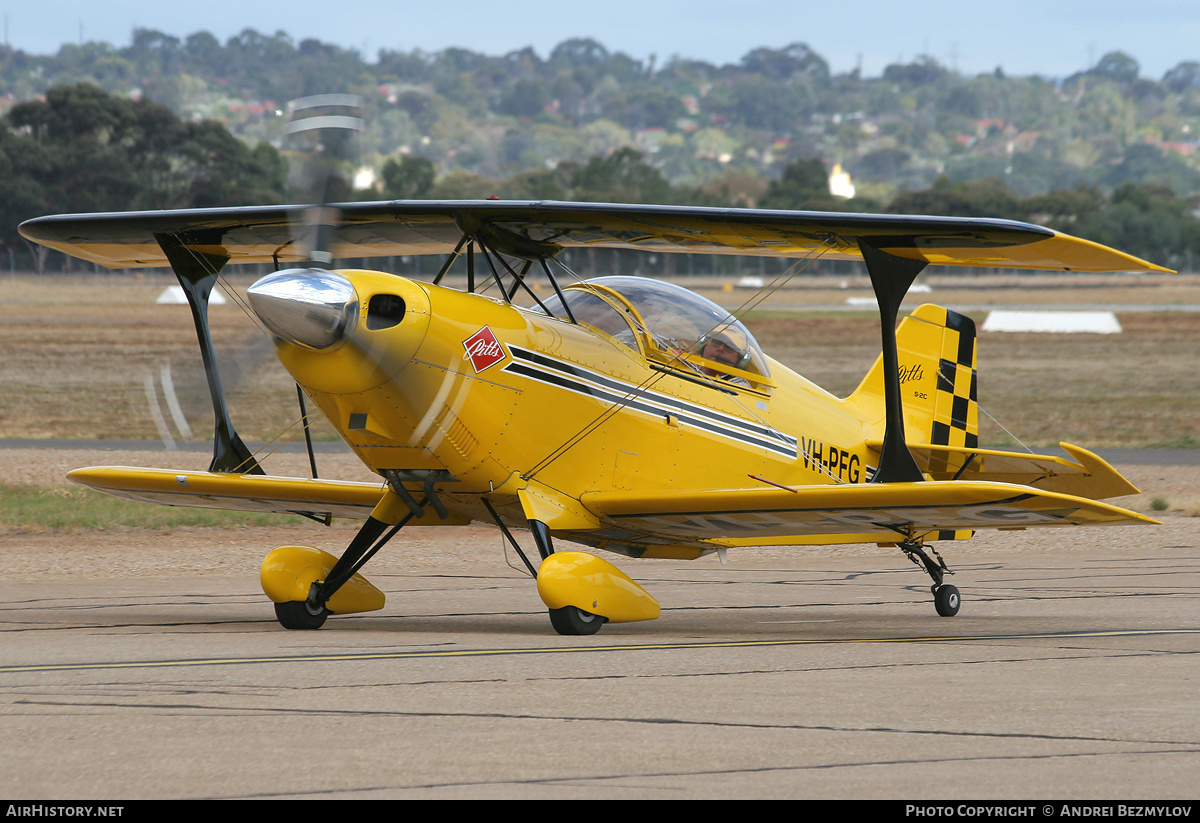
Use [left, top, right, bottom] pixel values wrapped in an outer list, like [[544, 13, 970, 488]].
[[540, 258, 577, 324], [155, 233, 263, 475], [475, 239, 561, 318], [431, 234, 469, 286], [296, 385, 319, 479], [430, 220, 575, 321], [858, 240, 926, 484]]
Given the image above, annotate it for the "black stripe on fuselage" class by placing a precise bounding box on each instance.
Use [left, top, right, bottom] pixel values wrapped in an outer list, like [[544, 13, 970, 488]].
[[509, 347, 789, 441], [503, 346, 797, 458]]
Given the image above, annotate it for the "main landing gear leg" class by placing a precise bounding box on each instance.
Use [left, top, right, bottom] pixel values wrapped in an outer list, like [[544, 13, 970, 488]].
[[312, 516, 393, 610], [899, 540, 960, 617], [273, 514, 395, 630], [530, 518, 608, 637], [271, 491, 424, 630]]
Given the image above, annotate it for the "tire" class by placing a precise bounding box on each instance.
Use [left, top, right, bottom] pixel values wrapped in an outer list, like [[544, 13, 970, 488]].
[[275, 600, 329, 630], [934, 584, 961, 617], [548, 605, 607, 636]]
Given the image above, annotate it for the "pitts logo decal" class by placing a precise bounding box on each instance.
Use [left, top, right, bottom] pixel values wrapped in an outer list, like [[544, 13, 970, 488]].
[[462, 326, 506, 373], [898, 364, 924, 384]]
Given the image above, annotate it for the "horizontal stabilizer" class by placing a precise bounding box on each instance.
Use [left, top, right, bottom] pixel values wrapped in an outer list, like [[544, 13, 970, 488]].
[[68, 466, 468, 524], [892, 441, 1141, 500]]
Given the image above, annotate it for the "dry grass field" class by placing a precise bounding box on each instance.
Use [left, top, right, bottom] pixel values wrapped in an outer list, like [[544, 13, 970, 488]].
[[0, 274, 327, 442], [2, 271, 1197, 449]]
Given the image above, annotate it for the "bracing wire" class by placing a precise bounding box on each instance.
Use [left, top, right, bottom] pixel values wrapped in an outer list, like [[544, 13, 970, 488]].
[[173, 238, 272, 337], [934, 345, 1034, 455], [978, 404, 1035, 453], [235, 412, 314, 467]]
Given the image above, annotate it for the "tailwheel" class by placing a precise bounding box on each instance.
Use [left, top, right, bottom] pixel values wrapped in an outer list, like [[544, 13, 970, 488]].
[[275, 600, 329, 630], [900, 541, 960, 617], [933, 584, 961, 617], [548, 605, 607, 636]]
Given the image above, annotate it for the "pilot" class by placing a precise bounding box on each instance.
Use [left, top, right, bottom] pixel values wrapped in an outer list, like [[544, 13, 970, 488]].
[[697, 330, 751, 387]]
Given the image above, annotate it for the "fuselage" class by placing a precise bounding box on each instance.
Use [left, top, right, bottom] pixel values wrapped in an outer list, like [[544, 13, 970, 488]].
[[255, 268, 886, 554]]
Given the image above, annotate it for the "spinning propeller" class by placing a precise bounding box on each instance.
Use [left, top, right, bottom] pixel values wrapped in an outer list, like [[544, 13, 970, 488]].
[[247, 95, 364, 352]]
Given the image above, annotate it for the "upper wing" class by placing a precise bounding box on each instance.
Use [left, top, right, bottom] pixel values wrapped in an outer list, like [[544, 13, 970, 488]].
[[68, 466, 469, 524], [580, 479, 1157, 548], [20, 200, 1167, 272]]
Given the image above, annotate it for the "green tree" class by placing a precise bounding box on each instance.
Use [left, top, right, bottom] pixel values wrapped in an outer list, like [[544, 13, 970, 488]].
[[1093, 51, 1140, 84], [0, 126, 50, 265], [381, 155, 436, 199], [498, 78, 552, 118], [1102, 143, 1200, 194], [426, 170, 498, 199], [888, 176, 1023, 220], [571, 147, 671, 203], [758, 158, 832, 210], [708, 76, 808, 132], [1022, 185, 1105, 227], [7, 84, 140, 214], [1163, 61, 1200, 92], [740, 43, 829, 82], [624, 87, 686, 130], [883, 56, 948, 87], [1, 83, 286, 265], [499, 164, 580, 200], [172, 120, 288, 207], [1075, 183, 1199, 267]]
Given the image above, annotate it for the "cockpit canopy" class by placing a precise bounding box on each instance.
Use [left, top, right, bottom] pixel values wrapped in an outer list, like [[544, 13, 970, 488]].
[[536, 276, 771, 389]]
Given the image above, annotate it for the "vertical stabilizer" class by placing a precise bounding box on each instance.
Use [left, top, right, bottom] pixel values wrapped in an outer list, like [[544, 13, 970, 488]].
[[849, 303, 979, 454]]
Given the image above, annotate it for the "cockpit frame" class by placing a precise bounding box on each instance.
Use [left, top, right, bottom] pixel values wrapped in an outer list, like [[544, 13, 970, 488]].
[[542, 276, 776, 393]]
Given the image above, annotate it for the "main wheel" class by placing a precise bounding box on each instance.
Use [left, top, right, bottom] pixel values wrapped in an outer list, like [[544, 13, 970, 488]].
[[275, 600, 329, 630], [548, 605, 607, 636], [934, 584, 961, 617]]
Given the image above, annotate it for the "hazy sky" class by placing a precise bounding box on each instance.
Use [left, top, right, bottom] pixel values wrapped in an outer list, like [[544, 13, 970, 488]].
[[4, 0, 1198, 80]]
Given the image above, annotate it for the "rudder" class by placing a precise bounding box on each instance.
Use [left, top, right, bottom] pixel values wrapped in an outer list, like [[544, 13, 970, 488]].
[[926, 305, 979, 450]]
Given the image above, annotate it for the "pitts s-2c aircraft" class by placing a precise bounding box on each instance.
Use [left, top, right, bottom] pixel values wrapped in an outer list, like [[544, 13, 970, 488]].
[[20, 200, 1165, 634]]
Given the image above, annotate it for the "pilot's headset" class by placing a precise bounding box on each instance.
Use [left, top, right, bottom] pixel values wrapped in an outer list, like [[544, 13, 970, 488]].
[[699, 324, 751, 370]]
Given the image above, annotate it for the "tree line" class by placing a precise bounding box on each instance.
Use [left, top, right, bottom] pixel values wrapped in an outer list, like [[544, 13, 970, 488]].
[[382, 145, 1199, 269], [0, 84, 286, 270], [4, 29, 1199, 206], [5, 83, 1198, 272]]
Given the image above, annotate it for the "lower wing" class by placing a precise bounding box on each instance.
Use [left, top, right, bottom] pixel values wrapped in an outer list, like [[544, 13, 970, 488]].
[[68, 466, 468, 524], [581, 479, 1157, 547]]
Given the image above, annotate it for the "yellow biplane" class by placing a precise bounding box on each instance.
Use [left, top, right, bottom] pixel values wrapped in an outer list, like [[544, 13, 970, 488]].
[[19, 200, 1163, 634]]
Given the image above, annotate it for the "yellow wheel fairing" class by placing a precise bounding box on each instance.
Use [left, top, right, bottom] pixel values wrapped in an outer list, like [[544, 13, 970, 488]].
[[260, 546, 385, 615], [536, 551, 660, 623]]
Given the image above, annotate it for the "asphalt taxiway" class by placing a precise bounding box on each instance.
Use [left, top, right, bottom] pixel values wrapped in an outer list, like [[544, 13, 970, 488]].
[[2, 520, 1197, 799]]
